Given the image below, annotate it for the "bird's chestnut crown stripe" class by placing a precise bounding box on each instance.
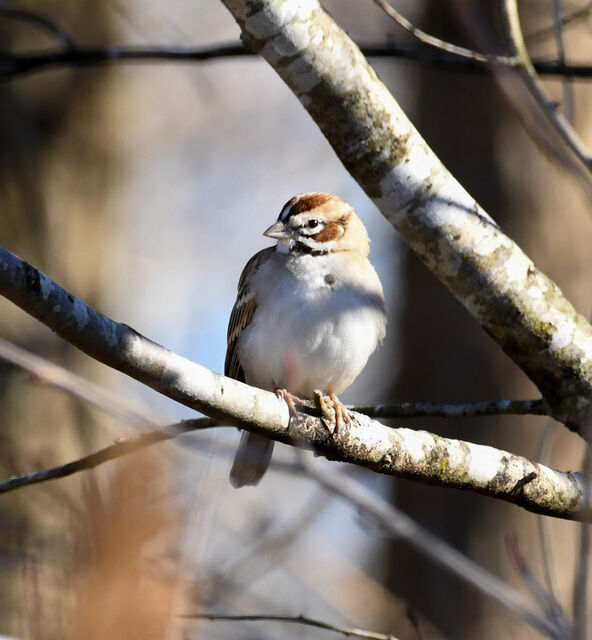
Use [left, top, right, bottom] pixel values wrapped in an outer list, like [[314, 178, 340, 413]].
[[279, 193, 333, 221]]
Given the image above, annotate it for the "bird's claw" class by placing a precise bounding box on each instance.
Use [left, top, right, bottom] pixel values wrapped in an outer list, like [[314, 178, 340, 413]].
[[275, 388, 300, 419], [313, 389, 350, 434]]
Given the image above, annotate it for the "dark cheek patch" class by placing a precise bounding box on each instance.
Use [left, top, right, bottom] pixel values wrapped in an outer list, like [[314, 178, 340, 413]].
[[313, 222, 342, 242]]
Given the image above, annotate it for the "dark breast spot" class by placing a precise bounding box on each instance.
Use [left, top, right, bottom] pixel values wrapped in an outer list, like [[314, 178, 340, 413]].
[[324, 274, 336, 287]]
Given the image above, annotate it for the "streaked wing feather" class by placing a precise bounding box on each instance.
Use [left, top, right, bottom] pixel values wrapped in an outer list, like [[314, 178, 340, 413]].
[[224, 247, 274, 381]]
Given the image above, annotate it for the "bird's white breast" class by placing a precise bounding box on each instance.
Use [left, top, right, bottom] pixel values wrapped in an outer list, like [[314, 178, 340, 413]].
[[238, 251, 386, 397]]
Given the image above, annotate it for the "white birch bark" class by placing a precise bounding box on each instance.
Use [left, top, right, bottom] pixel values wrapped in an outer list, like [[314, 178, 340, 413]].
[[0, 244, 587, 520], [219, 0, 592, 437]]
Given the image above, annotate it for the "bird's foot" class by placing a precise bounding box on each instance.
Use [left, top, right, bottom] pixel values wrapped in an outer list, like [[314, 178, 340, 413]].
[[313, 390, 350, 434], [275, 388, 301, 419]]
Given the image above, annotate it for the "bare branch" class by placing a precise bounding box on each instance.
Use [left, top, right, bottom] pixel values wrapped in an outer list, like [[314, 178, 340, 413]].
[[0, 44, 249, 78], [203, 493, 332, 604], [505, 533, 570, 634], [0, 336, 158, 428], [527, 1, 592, 43], [500, 0, 592, 174], [1, 43, 592, 81], [352, 398, 549, 419], [551, 0, 574, 122], [372, 0, 517, 66], [0, 418, 217, 494], [182, 612, 399, 640], [0, 3, 77, 50], [303, 457, 568, 639], [219, 0, 592, 435], [0, 244, 588, 519]]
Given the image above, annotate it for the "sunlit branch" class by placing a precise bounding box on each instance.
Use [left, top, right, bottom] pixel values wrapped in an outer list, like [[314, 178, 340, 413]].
[[0, 243, 587, 519], [220, 0, 592, 434]]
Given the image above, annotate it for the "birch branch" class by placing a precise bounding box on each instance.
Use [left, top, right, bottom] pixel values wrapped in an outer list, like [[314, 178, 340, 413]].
[[218, 0, 592, 436], [0, 244, 588, 520], [0, 334, 547, 422]]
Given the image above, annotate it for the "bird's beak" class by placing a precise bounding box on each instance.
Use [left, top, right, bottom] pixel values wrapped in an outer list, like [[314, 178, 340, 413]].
[[263, 221, 291, 240]]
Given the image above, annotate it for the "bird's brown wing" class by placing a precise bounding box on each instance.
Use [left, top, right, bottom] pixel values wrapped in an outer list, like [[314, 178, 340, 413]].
[[224, 247, 275, 382]]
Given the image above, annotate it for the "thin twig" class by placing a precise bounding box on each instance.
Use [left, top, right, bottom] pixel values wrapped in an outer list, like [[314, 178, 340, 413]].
[[2, 43, 592, 80], [204, 493, 331, 604], [182, 612, 399, 640], [551, 0, 574, 122], [500, 0, 592, 174], [505, 532, 571, 635], [301, 455, 567, 639], [1, 336, 548, 423], [0, 390, 585, 521], [527, 1, 592, 43], [352, 398, 549, 419], [0, 3, 77, 50], [0, 418, 217, 494], [0, 336, 158, 429], [373, 0, 517, 66]]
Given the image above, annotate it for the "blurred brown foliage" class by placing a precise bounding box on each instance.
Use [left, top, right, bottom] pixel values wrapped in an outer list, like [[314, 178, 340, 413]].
[[68, 451, 185, 640]]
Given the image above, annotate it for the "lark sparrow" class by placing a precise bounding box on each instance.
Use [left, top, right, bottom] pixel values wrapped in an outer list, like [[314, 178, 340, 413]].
[[226, 193, 386, 487]]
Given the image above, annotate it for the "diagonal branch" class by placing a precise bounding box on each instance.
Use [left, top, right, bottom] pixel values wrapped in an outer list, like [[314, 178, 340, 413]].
[[219, 0, 592, 436], [305, 457, 569, 639], [0, 336, 159, 428], [373, 0, 517, 66], [0, 244, 588, 520], [500, 0, 592, 173], [0, 418, 216, 495], [0, 334, 547, 422], [182, 612, 400, 640], [0, 4, 77, 50]]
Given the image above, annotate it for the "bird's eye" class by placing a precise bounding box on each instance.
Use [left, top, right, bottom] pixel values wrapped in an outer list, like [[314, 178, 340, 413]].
[[307, 219, 319, 228]]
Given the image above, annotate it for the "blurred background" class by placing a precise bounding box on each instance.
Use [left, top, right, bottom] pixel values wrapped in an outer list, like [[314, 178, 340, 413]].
[[0, 1, 591, 638]]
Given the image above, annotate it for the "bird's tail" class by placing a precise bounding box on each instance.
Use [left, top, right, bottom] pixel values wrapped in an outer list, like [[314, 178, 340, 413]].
[[229, 431, 274, 488]]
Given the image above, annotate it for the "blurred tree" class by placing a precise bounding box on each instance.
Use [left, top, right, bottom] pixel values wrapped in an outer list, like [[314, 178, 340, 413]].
[[386, 2, 591, 638]]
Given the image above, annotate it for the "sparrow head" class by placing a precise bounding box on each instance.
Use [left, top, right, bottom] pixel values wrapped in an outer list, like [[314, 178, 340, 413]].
[[264, 193, 370, 257]]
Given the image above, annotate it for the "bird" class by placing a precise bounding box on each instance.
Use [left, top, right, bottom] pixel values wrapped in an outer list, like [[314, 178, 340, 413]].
[[225, 193, 386, 488]]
